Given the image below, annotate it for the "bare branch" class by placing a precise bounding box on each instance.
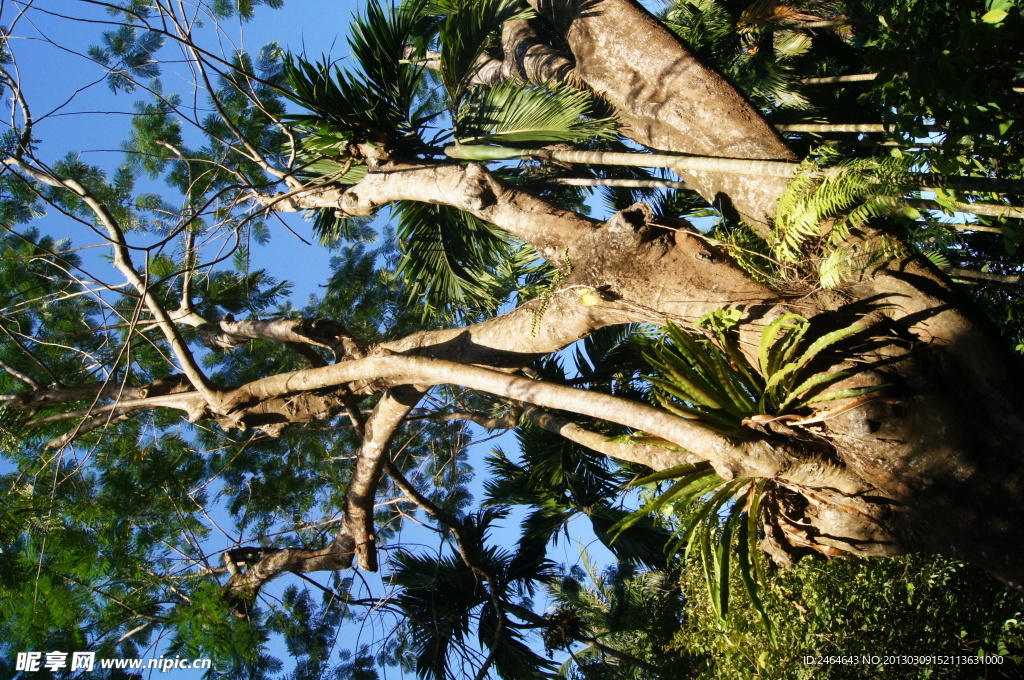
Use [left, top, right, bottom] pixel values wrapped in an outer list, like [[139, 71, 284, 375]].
[[221, 539, 356, 616], [520, 404, 703, 470], [345, 386, 426, 571], [196, 317, 364, 359], [45, 413, 131, 450], [221, 352, 866, 494], [444, 407, 521, 431], [0, 356, 42, 390], [260, 161, 600, 265], [0, 322, 61, 387]]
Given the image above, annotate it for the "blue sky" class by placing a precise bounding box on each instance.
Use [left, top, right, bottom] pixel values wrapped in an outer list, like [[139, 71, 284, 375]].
[[3, 0, 364, 302]]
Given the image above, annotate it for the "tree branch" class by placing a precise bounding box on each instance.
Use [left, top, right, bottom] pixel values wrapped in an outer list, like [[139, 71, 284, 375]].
[[0, 156, 221, 406], [528, 0, 796, 226], [344, 386, 425, 571], [221, 539, 356, 617], [0, 356, 41, 390], [222, 353, 867, 494], [260, 161, 600, 265], [196, 316, 364, 359], [520, 404, 702, 470]]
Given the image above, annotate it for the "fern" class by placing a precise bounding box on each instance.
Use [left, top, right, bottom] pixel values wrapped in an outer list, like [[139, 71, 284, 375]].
[[773, 148, 916, 286]]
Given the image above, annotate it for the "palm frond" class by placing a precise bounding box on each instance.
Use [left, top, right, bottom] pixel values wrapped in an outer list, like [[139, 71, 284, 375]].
[[434, 0, 531, 100], [456, 81, 616, 146], [283, 0, 433, 154], [394, 201, 546, 322]]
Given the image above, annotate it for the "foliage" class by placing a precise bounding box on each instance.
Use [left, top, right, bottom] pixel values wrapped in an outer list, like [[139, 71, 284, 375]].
[[674, 553, 1024, 679], [772, 147, 914, 284], [645, 311, 873, 430], [542, 557, 698, 679], [604, 310, 883, 630], [390, 510, 559, 680], [2, 0, 1024, 678], [454, 81, 616, 146]]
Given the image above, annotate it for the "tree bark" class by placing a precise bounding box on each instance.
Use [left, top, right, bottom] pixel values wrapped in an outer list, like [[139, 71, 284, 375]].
[[527, 0, 797, 229]]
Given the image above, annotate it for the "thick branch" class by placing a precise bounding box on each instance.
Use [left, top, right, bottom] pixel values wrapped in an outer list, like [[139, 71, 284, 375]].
[[264, 165, 777, 328], [520, 404, 702, 470], [498, 18, 579, 86], [223, 353, 866, 494], [196, 316, 364, 359], [517, 0, 796, 226], [221, 537, 355, 616], [344, 386, 425, 571], [262, 162, 599, 264], [412, 19, 577, 89]]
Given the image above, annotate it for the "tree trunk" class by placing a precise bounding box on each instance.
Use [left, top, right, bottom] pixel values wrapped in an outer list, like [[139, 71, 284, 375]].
[[461, 0, 1024, 585], [14, 0, 1024, 591], [528, 0, 798, 230]]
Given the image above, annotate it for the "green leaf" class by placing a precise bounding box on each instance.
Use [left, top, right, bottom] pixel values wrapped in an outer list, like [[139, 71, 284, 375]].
[[715, 504, 740, 621], [791, 324, 865, 374], [456, 81, 616, 146], [902, 205, 923, 220], [803, 384, 888, 405], [981, 9, 1008, 23], [628, 462, 714, 486], [778, 370, 851, 411], [610, 467, 719, 539], [736, 481, 772, 633], [758, 314, 807, 377]]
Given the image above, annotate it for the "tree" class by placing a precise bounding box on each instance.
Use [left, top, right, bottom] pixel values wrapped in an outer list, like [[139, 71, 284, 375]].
[[1, 0, 1024, 676], [674, 552, 1024, 679]]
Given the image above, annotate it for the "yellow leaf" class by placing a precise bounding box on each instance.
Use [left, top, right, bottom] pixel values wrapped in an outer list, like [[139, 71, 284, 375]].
[[578, 289, 601, 306], [982, 9, 1008, 23]]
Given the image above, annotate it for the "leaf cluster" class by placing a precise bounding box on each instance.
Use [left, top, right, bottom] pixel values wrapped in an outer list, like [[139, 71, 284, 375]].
[[645, 311, 872, 430]]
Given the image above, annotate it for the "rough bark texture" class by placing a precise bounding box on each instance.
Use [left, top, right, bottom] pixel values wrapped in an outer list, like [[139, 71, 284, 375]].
[[9, 0, 1024, 592], [528, 0, 797, 229]]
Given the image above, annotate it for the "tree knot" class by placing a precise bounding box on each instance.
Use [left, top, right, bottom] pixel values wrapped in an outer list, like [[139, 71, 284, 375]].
[[605, 202, 655, 238]]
